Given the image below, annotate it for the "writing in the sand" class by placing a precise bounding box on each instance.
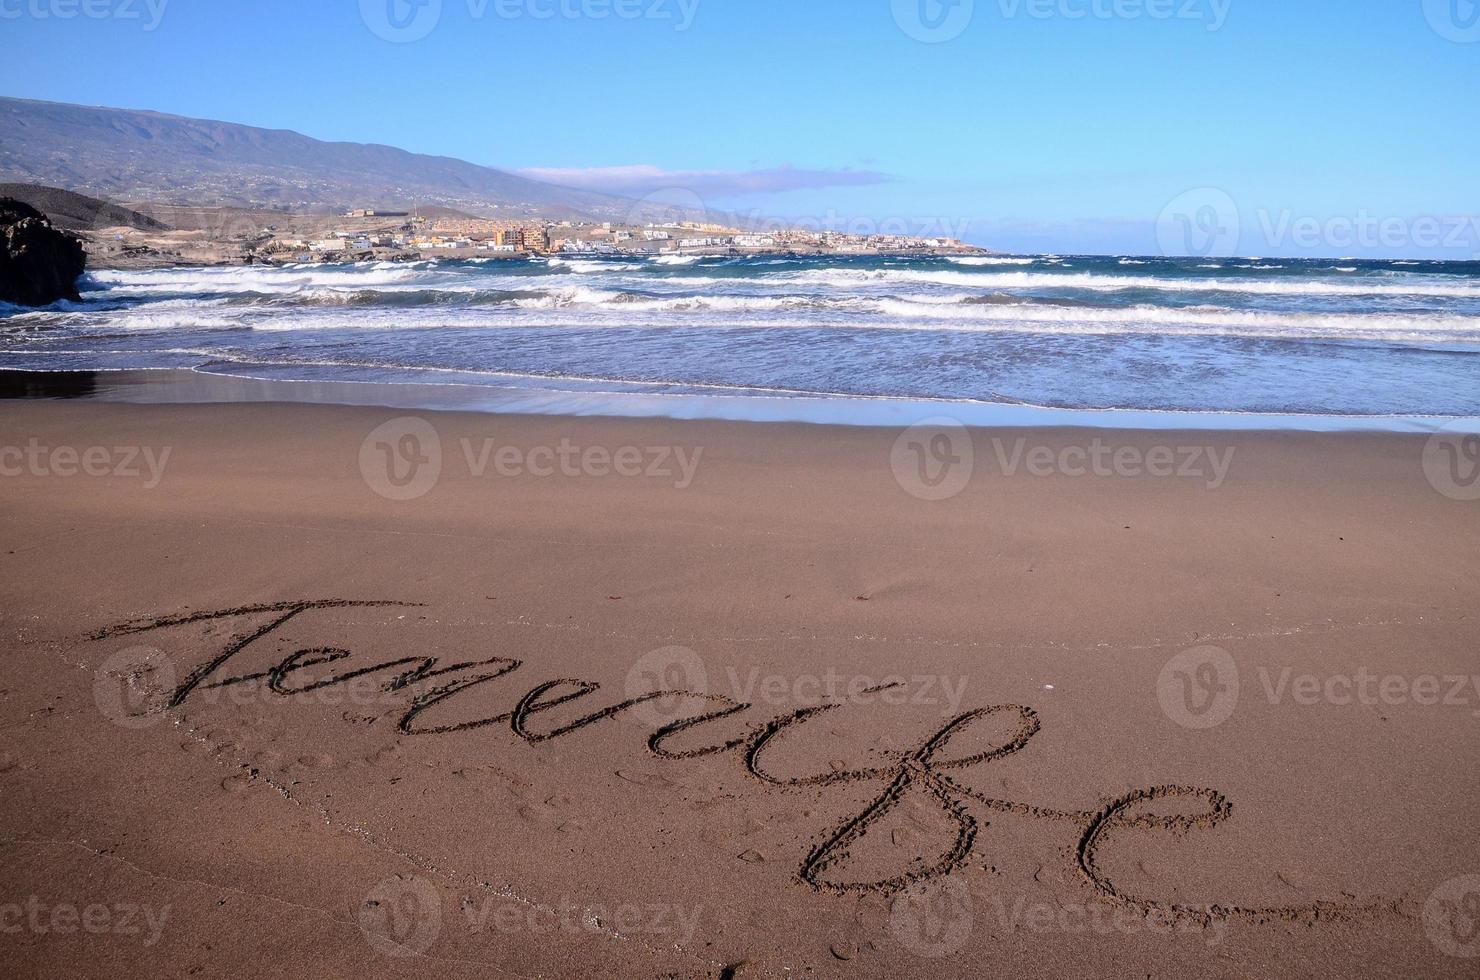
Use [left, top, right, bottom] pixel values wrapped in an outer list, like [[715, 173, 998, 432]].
[[92, 599, 1363, 926]]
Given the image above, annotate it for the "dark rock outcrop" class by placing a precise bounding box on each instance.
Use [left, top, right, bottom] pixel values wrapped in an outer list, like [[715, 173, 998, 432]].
[[0, 198, 86, 306]]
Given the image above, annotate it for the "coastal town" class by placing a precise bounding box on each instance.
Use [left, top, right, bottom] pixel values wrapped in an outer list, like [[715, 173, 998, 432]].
[[277, 209, 981, 262], [73, 201, 984, 268]]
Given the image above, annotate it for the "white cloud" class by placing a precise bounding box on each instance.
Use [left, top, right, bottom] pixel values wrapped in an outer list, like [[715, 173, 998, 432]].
[[516, 164, 891, 201]]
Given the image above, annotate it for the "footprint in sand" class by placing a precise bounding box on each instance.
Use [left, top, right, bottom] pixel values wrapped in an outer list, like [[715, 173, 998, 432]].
[[615, 769, 672, 788], [516, 797, 561, 825], [220, 772, 253, 793], [364, 744, 403, 766]]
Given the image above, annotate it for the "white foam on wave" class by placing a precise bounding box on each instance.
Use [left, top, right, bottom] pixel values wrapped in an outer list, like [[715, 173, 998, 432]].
[[24, 277, 1480, 355], [854, 301, 1480, 346], [545, 258, 644, 273], [651, 254, 705, 265], [88, 264, 430, 295], [512, 289, 817, 314], [783, 267, 1480, 298], [946, 256, 1036, 266], [512, 285, 625, 308], [294, 298, 1480, 345], [74, 311, 245, 330]]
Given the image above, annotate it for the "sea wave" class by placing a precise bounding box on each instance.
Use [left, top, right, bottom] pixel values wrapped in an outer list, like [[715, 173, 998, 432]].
[[36, 284, 1480, 346], [785, 268, 1480, 298], [86, 264, 430, 295], [12, 253, 1480, 420]]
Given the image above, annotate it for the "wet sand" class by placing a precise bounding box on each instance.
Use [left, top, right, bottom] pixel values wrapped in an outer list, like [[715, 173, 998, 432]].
[[1, 391, 1478, 977]]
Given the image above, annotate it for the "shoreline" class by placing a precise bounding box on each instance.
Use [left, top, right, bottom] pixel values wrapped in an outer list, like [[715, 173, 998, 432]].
[[3, 366, 1478, 434]]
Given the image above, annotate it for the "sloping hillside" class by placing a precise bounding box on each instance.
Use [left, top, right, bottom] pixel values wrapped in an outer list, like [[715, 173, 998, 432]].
[[0, 97, 692, 222], [0, 182, 168, 232]]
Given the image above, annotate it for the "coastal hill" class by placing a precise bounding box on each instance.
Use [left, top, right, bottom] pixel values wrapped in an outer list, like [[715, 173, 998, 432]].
[[0, 182, 167, 233], [0, 97, 697, 223]]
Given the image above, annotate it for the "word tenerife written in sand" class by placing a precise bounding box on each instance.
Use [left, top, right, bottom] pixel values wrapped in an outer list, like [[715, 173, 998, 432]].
[[90, 599, 1377, 927]]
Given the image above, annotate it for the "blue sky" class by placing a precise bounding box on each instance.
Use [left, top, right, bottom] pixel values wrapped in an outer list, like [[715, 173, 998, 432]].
[[2, 0, 1477, 255]]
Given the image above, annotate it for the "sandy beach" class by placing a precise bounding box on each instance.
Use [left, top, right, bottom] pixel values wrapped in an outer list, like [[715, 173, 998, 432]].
[[1, 385, 1478, 977]]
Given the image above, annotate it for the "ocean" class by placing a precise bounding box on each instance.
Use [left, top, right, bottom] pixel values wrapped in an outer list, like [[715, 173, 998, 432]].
[[3, 253, 1480, 424]]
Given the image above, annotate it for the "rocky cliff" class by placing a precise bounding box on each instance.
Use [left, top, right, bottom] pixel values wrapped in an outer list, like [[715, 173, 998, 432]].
[[0, 197, 86, 306]]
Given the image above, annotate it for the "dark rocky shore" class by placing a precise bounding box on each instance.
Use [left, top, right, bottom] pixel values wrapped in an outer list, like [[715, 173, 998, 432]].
[[0, 197, 86, 306]]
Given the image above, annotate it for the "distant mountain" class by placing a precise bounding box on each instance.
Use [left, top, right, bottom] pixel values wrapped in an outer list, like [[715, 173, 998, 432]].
[[0, 97, 695, 223], [0, 182, 166, 232]]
